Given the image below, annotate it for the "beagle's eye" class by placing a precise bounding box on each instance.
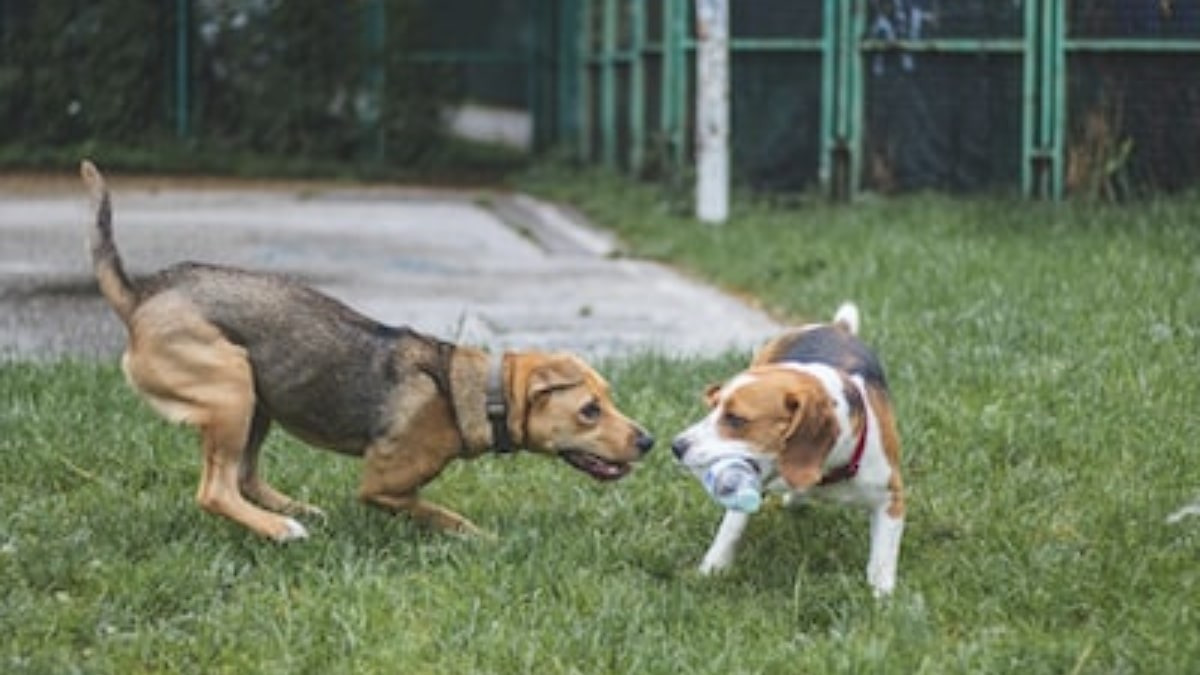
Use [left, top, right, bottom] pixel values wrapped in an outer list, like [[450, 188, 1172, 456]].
[[579, 400, 602, 422], [722, 412, 748, 430]]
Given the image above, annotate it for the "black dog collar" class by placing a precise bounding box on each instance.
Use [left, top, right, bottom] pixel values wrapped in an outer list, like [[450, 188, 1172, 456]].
[[486, 354, 514, 453]]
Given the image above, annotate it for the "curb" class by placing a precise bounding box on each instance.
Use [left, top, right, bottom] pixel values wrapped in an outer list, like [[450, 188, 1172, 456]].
[[488, 194, 619, 258]]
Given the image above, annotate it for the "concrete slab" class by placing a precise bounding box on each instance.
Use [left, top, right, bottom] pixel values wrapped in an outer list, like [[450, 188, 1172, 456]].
[[0, 178, 781, 361]]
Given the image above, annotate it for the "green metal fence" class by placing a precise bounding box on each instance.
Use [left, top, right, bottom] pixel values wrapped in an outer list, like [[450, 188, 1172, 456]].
[[2, 1, 1197, 197], [565, 0, 1200, 199]]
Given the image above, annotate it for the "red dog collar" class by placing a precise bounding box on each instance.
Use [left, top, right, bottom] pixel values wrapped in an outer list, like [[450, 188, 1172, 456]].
[[818, 408, 868, 486]]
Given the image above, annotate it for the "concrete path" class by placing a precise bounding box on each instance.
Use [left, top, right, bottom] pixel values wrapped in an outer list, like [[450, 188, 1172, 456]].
[[0, 176, 781, 361]]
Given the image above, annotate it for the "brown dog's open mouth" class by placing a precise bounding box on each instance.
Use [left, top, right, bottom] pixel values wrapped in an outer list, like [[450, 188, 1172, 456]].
[[561, 450, 632, 481]]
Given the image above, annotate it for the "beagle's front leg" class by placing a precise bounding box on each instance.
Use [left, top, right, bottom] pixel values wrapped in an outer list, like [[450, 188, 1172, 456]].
[[866, 504, 904, 597], [699, 510, 751, 574]]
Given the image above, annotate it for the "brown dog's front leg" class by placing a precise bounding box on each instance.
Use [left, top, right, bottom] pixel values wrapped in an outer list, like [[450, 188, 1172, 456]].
[[359, 442, 485, 536], [360, 491, 485, 536]]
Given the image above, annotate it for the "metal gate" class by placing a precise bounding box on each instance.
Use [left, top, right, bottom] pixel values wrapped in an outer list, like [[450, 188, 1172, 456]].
[[568, 0, 1200, 199]]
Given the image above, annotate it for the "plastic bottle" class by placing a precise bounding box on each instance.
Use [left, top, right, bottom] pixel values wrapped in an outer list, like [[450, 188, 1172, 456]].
[[702, 457, 762, 513]]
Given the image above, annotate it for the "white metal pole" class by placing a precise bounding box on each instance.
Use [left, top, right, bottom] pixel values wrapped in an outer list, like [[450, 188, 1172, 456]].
[[695, 0, 729, 224]]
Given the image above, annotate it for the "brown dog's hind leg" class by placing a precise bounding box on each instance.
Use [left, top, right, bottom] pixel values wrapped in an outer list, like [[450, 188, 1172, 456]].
[[195, 402, 308, 541], [238, 408, 325, 519], [123, 308, 308, 541]]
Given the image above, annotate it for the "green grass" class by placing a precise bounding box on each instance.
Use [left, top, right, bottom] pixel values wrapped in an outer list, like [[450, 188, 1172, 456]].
[[4, 171, 1200, 673]]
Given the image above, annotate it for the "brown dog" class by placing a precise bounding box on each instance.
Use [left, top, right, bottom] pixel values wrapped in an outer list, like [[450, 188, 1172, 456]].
[[80, 161, 653, 541]]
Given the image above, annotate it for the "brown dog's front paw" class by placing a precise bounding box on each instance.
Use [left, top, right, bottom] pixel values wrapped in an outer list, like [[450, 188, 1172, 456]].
[[361, 491, 491, 539], [427, 509, 495, 540], [284, 501, 327, 520]]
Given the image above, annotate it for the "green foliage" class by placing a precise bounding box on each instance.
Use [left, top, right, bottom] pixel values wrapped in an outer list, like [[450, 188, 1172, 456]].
[[191, 0, 448, 163], [0, 1, 168, 145], [0, 0, 456, 168], [4, 176, 1200, 672]]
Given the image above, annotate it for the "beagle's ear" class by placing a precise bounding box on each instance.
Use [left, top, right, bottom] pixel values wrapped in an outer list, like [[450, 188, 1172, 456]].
[[703, 382, 723, 408], [778, 388, 838, 490]]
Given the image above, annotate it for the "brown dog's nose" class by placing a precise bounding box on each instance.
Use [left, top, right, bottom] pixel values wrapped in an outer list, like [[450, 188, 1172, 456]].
[[670, 436, 690, 460], [636, 430, 655, 456]]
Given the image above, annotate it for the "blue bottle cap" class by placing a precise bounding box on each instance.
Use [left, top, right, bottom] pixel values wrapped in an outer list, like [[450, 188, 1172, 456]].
[[719, 487, 762, 513]]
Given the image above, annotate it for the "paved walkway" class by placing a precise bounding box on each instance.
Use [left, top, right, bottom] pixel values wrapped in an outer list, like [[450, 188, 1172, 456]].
[[0, 176, 781, 361]]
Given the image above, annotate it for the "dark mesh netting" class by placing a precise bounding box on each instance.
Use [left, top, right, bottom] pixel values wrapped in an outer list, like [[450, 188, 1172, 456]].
[[729, 1, 822, 191], [732, 51, 822, 191], [1067, 54, 1200, 197], [730, 1, 822, 39], [414, 0, 533, 107], [863, 52, 1024, 193], [861, 1, 1025, 193], [1069, 0, 1200, 38], [1067, 2, 1200, 196]]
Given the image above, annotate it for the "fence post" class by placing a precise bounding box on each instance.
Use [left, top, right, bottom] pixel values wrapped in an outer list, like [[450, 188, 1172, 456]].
[[579, 0, 594, 161], [661, 0, 689, 170], [821, 0, 863, 201], [1038, 0, 1055, 197], [846, 1, 865, 199], [1021, 0, 1036, 196], [556, 0, 582, 150], [819, 0, 835, 190], [600, 0, 618, 168], [1025, 0, 1066, 200], [694, 0, 729, 224], [1050, 0, 1065, 200], [629, 0, 646, 174]]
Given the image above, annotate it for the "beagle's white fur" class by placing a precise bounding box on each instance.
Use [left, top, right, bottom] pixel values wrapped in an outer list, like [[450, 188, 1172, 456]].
[[671, 303, 906, 596]]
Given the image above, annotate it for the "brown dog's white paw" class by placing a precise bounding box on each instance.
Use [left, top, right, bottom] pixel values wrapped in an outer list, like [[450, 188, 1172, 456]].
[[273, 518, 310, 542]]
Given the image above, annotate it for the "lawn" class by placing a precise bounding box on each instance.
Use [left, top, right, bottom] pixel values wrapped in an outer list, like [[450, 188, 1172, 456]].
[[3, 170, 1199, 673]]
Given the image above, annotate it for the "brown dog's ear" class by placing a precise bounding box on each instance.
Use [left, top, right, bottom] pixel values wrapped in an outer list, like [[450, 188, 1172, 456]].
[[778, 387, 838, 490], [527, 357, 586, 403]]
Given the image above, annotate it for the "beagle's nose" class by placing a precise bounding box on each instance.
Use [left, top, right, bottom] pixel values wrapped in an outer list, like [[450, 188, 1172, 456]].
[[670, 436, 690, 460], [635, 430, 655, 456]]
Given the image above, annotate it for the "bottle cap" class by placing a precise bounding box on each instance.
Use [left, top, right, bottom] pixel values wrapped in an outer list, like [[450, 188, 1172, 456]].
[[703, 458, 762, 513], [720, 488, 762, 513]]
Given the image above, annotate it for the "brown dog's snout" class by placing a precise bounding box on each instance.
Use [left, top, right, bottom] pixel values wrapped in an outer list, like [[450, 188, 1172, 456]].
[[670, 436, 690, 460]]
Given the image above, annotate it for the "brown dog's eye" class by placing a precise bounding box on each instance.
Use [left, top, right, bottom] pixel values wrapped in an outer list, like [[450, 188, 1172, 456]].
[[580, 400, 602, 422]]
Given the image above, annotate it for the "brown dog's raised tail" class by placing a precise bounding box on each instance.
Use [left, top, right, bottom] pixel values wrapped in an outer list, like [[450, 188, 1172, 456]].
[[81, 160, 137, 322]]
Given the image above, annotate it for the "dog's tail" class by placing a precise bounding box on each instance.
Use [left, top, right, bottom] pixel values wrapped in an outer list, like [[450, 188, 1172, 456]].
[[833, 302, 860, 335], [81, 160, 138, 323]]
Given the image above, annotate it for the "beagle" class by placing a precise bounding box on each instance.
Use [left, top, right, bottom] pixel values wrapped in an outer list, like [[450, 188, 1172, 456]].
[[671, 303, 905, 596]]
